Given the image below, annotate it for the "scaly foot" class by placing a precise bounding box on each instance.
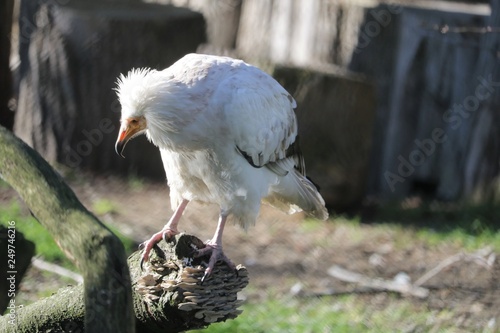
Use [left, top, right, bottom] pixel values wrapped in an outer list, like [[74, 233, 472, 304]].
[[195, 241, 236, 282], [139, 228, 178, 269]]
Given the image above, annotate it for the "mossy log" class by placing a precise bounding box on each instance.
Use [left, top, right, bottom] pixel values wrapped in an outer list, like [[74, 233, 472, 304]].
[[0, 125, 135, 332], [131, 234, 248, 331], [0, 234, 248, 332]]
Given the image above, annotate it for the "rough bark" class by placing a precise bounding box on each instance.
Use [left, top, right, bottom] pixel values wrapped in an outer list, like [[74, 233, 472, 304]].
[[0, 125, 135, 332], [0, 0, 14, 129], [0, 227, 35, 314], [13, 0, 206, 179], [0, 234, 248, 333]]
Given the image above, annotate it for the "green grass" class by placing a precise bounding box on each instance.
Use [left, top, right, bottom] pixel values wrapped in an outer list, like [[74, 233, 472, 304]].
[[0, 200, 136, 270], [414, 225, 500, 252], [92, 198, 119, 215], [106, 223, 137, 254], [195, 294, 475, 333], [0, 201, 73, 268], [3, 181, 499, 332], [362, 201, 500, 252], [372, 201, 500, 231], [0, 178, 10, 189], [127, 175, 147, 191]]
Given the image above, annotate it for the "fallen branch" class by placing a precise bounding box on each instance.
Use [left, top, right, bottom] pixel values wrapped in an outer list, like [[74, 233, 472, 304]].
[[31, 257, 83, 284], [0, 234, 248, 332], [328, 247, 496, 299], [328, 265, 429, 298], [414, 247, 495, 287]]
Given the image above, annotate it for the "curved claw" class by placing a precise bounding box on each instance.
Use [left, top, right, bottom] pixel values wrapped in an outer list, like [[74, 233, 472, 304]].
[[138, 228, 178, 271], [140, 257, 145, 271], [139, 248, 150, 271], [196, 243, 236, 283], [201, 269, 211, 284]]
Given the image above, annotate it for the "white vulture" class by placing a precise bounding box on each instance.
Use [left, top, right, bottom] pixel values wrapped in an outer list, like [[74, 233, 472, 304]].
[[115, 53, 328, 280]]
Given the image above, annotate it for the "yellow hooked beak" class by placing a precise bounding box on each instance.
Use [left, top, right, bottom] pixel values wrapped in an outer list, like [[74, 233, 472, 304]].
[[115, 116, 146, 158]]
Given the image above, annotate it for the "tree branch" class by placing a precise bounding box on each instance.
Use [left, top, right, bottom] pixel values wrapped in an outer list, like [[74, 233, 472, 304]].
[[30, 257, 83, 284], [328, 265, 429, 298], [0, 234, 248, 332], [0, 126, 135, 332]]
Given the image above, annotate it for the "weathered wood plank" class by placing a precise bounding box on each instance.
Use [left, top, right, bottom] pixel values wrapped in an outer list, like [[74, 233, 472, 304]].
[[237, 0, 364, 67], [350, 3, 499, 202], [0, 0, 14, 129], [273, 65, 376, 211], [13, 1, 205, 179]]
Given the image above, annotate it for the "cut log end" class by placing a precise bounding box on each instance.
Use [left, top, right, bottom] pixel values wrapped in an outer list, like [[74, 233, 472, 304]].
[[131, 233, 249, 329]]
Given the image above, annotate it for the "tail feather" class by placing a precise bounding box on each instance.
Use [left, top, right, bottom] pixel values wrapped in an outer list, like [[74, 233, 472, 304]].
[[265, 169, 329, 220]]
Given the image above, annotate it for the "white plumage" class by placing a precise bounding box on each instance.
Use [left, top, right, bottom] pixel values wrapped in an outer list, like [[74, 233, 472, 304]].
[[115, 54, 328, 278]]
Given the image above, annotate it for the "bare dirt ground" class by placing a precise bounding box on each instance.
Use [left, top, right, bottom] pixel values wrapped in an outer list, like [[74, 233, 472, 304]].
[[6, 175, 500, 331]]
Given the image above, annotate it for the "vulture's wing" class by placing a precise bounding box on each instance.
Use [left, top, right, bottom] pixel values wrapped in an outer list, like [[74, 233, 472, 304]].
[[215, 68, 305, 176]]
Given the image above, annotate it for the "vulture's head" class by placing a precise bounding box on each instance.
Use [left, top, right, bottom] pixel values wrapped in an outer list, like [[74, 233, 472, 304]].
[[115, 68, 215, 157], [114, 67, 182, 157], [114, 65, 209, 156], [114, 68, 157, 157]]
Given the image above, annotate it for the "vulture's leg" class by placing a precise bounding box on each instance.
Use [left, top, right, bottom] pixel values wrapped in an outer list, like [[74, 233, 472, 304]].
[[196, 212, 236, 282], [140, 199, 189, 268]]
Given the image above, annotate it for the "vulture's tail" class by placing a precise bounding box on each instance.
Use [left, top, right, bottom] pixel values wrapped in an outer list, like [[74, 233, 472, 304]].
[[265, 169, 329, 220]]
